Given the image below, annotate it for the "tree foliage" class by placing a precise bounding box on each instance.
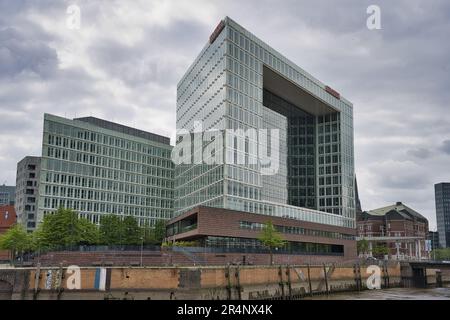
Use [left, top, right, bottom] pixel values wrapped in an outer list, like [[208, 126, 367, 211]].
[[372, 245, 390, 256], [1, 208, 168, 253], [161, 240, 199, 247], [258, 221, 286, 265], [0, 224, 34, 252], [36, 208, 100, 249], [357, 239, 369, 255], [142, 220, 167, 245], [122, 216, 142, 245], [0, 224, 34, 264], [99, 215, 123, 245], [432, 248, 450, 260], [99, 215, 143, 245]]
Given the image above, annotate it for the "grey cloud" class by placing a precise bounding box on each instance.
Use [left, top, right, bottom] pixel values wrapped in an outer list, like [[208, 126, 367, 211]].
[[0, 27, 58, 78], [88, 20, 206, 88], [406, 148, 431, 159], [372, 163, 431, 191], [440, 140, 450, 155]]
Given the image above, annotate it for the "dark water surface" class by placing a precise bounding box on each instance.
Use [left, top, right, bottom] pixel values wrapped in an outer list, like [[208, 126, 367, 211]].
[[306, 287, 450, 300]]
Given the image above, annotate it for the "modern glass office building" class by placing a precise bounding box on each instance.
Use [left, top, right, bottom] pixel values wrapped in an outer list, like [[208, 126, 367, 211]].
[[37, 114, 174, 227], [0, 185, 15, 206], [174, 17, 355, 228], [435, 183, 450, 248]]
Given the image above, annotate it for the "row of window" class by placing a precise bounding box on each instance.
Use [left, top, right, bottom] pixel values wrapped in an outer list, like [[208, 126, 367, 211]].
[[46, 134, 173, 168], [239, 221, 354, 240], [44, 161, 173, 189], [44, 172, 172, 194], [203, 236, 344, 255], [46, 147, 173, 178], [177, 33, 226, 106], [42, 198, 172, 217], [43, 184, 172, 201], [46, 121, 171, 156]]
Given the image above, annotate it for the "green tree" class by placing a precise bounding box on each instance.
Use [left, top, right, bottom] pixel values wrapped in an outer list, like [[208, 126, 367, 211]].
[[153, 220, 167, 244], [99, 215, 123, 245], [357, 239, 369, 255], [432, 248, 450, 260], [142, 220, 167, 245], [373, 245, 390, 257], [0, 224, 34, 264], [37, 208, 100, 249], [99, 215, 143, 246], [122, 216, 142, 245], [258, 221, 286, 265]]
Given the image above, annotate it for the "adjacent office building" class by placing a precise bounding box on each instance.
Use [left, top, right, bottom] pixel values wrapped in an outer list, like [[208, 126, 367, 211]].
[[435, 182, 450, 248], [0, 185, 15, 206], [427, 231, 440, 251], [171, 17, 356, 258], [15, 156, 41, 231], [37, 114, 174, 227]]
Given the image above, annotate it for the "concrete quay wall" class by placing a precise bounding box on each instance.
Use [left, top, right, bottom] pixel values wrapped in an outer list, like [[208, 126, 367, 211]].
[[0, 263, 416, 300]]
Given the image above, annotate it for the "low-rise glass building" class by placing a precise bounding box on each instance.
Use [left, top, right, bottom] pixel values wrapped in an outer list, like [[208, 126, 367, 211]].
[[37, 114, 174, 227]]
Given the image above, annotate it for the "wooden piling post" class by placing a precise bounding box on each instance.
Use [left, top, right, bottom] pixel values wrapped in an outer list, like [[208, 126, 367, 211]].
[[33, 263, 41, 300], [323, 264, 329, 295], [225, 264, 232, 300], [307, 264, 312, 296], [286, 265, 292, 300], [235, 265, 242, 301], [278, 265, 285, 300]]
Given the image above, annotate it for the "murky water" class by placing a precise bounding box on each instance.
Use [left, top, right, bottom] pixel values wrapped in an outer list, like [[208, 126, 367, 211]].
[[306, 287, 450, 300]]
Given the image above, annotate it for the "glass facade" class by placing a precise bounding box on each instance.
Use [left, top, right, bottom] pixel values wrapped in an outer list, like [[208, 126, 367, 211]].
[[38, 114, 174, 227], [261, 106, 287, 204], [435, 183, 450, 248], [239, 221, 355, 240], [203, 236, 344, 256], [175, 17, 355, 228], [0, 185, 15, 206]]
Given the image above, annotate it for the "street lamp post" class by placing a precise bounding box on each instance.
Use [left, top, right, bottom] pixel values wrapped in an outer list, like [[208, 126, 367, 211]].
[[140, 236, 144, 267]]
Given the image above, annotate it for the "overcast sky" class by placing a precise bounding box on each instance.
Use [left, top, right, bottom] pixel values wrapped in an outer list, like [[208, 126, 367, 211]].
[[1, 0, 449, 229]]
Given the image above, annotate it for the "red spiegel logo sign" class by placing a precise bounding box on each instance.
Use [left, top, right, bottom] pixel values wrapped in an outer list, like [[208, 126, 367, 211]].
[[209, 20, 225, 44], [325, 86, 341, 100]]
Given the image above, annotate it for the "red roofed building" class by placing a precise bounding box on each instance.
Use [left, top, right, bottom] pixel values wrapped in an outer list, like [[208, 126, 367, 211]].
[[0, 205, 17, 262], [0, 205, 17, 235]]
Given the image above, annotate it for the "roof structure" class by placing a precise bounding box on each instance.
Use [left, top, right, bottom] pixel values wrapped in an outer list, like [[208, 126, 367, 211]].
[[0, 205, 17, 232], [363, 202, 428, 223]]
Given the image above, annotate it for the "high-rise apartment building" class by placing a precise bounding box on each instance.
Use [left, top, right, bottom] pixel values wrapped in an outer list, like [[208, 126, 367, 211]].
[[435, 182, 450, 248], [174, 17, 355, 229], [15, 156, 41, 231], [37, 114, 174, 227]]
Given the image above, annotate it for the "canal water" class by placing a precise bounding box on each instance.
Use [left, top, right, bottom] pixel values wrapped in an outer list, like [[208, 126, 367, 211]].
[[306, 287, 450, 300]]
